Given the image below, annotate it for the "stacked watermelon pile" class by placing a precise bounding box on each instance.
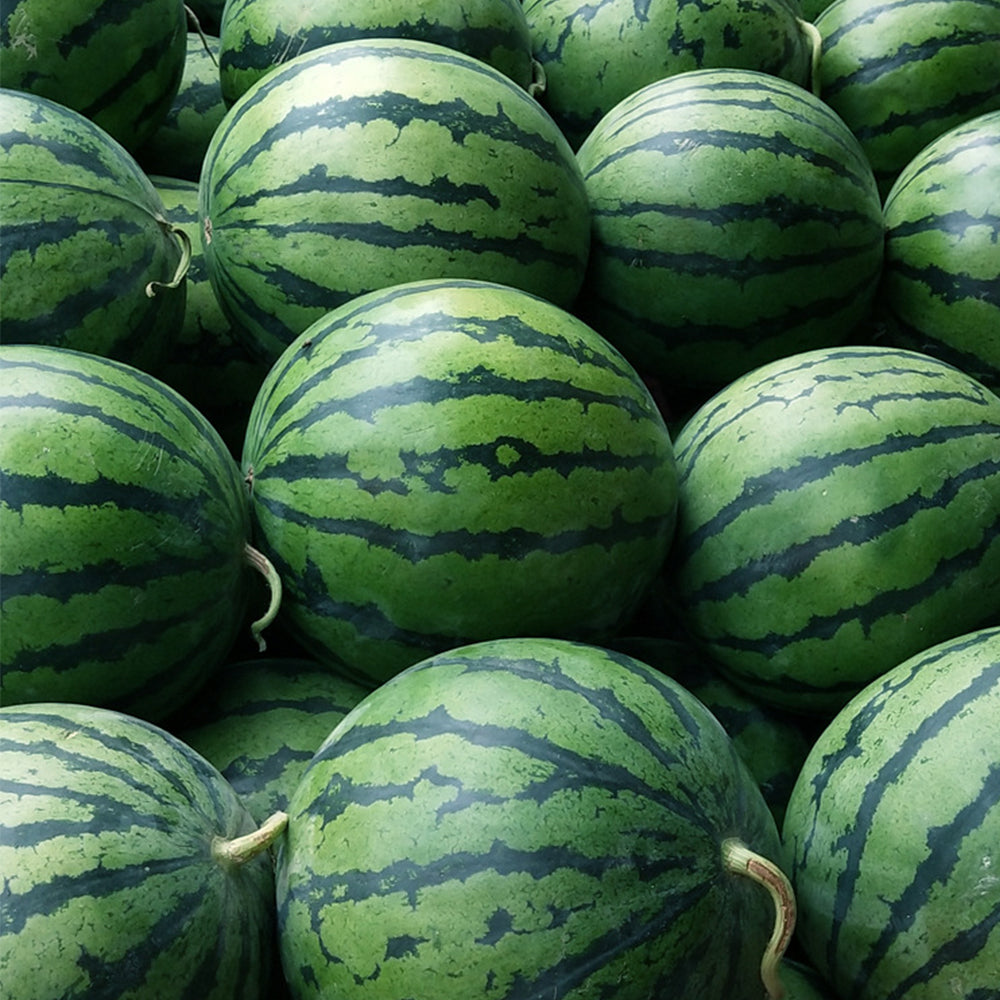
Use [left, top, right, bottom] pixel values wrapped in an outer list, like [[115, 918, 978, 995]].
[[2, 0, 999, 997]]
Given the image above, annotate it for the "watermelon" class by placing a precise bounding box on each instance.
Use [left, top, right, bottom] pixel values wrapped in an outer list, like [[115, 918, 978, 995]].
[[879, 110, 1000, 392], [0, 701, 285, 999], [173, 657, 370, 824], [0, 0, 187, 152], [199, 37, 591, 363], [150, 174, 271, 456], [669, 344, 1000, 715], [276, 637, 795, 999], [574, 68, 884, 396], [524, 0, 820, 149], [814, 0, 1000, 199], [0, 344, 279, 721], [0, 87, 189, 374], [218, 0, 538, 106], [781, 626, 1000, 999], [241, 277, 679, 687], [138, 32, 229, 183]]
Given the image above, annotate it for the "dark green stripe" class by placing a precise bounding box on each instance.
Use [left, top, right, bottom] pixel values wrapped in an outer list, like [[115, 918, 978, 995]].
[[261, 437, 666, 498]]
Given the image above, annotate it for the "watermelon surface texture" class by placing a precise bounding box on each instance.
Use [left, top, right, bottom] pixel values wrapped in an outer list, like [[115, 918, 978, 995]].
[[0, 88, 188, 374], [0, 345, 253, 721], [880, 109, 1000, 392], [276, 637, 791, 999], [0, 0, 187, 152], [199, 37, 590, 363], [814, 0, 1000, 198], [782, 626, 1000, 999], [174, 656, 370, 823], [241, 278, 679, 686], [575, 68, 884, 394], [525, 0, 818, 149], [0, 701, 280, 999], [670, 344, 1000, 714], [218, 0, 537, 106]]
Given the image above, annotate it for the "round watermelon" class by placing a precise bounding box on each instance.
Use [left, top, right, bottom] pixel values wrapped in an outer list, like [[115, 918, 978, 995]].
[[0, 0, 187, 152], [879, 109, 1000, 392], [0, 88, 188, 374], [814, 0, 1000, 199], [241, 277, 679, 686], [574, 67, 884, 395], [525, 0, 819, 149], [276, 637, 795, 999], [199, 37, 590, 363], [670, 344, 1000, 715], [0, 344, 261, 721], [0, 701, 284, 999], [782, 626, 1000, 999]]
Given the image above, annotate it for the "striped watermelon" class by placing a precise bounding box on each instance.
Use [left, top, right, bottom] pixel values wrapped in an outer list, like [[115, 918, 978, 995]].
[[138, 32, 229, 182], [574, 68, 884, 396], [879, 110, 1000, 392], [173, 657, 370, 824], [241, 278, 678, 687], [276, 637, 795, 1000], [0, 701, 285, 1000], [151, 174, 271, 456], [524, 0, 820, 149], [781, 626, 1000, 999], [0, 344, 278, 722], [0, 88, 189, 374], [669, 344, 1000, 715], [0, 0, 187, 152], [814, 0, 1000, 199], [199, 37, 590, 363], [218, 0, 537, 106]]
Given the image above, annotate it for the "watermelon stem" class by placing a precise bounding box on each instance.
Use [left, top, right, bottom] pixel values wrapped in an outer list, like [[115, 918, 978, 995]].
[[721, 838, 796, 1000], [797, 18, 823, 97], [244, 543, 282, 652], [146, 223, 192, 298], [212, 810, 288, 868], [528, 58, 546, 99]]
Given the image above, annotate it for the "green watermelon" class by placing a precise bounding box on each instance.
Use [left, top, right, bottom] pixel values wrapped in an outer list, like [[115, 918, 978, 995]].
[[574, 67, 884, 396], [199, 37, 590, 363], [0, 701, 285, 999], [782, 626, 1000, 999], [525, 0, 820, 149], [218, 0, 538, 106], [138, 32, 229, 182], [879, 109, 1000, 392], [0, 87, 188, 374], [0, 344, 279, 721], [241, 277, 678, 686], [276, 637, 795, 999], [173, 657, 370, 824], [814, 0, 1000, 199], [669, 344, 1000, 715], [0, 0, 187, 152], [150, 174, 271, 456]]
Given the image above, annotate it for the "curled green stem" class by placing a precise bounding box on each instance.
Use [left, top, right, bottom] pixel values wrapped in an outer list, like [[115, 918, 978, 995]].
[[213, 811, 288, 869], [146, 222, 192, 297], [244, 542, 282, 652], [722, 838, 797, 1000]]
